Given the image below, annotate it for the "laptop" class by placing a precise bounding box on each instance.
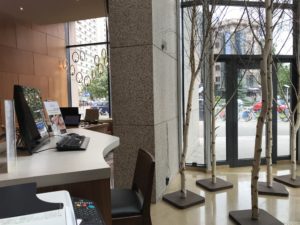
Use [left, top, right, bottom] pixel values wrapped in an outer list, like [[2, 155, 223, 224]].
[[60, 107, 81, 126]]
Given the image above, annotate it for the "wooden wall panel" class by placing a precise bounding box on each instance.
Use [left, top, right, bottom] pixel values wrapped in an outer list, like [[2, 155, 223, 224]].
[[32, 24, 65, 39], [47, 35, 66, 58], [16, 25, 47, 54], [34, 53, 61, 77], [0, 73, 18, 99], [0, 16, 16, 48], [0, 13, 67, 126], [0, 46, 34, 75], [19, 75, 50, 99]]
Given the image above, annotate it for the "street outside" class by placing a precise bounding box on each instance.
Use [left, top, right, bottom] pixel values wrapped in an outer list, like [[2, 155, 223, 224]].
[[186, 118, 290, 165]]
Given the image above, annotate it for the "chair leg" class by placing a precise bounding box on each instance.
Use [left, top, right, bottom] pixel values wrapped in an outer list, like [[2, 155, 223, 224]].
[[143, 215, 152, 225]]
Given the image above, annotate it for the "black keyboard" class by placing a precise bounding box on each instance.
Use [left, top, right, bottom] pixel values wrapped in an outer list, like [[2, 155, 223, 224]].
[[72, 197, 105, 225], [56, 134, 90, 151]]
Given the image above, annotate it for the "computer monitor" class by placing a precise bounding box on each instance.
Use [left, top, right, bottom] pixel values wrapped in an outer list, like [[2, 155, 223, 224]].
[[13, 85, 48, 154]]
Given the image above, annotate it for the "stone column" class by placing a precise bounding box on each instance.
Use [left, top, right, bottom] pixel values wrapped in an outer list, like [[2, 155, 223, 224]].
[[109, 0, 178, 200]]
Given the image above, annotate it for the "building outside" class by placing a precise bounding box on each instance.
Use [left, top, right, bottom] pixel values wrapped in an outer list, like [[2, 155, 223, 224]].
[[214, 19, 262, 101]]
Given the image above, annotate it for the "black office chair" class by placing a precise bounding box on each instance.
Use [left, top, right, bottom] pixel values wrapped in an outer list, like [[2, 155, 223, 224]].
[[111, 149, 155, 225]]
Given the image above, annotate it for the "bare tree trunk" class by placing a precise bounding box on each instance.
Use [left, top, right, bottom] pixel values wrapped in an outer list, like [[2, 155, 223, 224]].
[[180, 73, 197, 198], [266, 33, 273, 188], [291, 124, 297, 180], [179, 4, 198, 198], [210, 43, 216, 184], [291, 62, 300, 180], [251, 0, 272, 219], [291, 90, 300, 180]]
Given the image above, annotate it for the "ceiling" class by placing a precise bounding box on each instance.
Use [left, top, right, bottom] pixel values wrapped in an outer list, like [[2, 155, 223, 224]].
[[0, 0, 107, 24]]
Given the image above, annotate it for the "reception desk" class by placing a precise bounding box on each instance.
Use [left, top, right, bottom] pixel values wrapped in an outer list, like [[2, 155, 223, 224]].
[[0, 128, 119, 225]]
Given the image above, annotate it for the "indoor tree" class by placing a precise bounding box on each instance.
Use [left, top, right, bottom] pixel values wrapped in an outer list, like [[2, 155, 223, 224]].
[[230, 0, 284, 223], [163, 0, 214, 208], [196, 8, 251, 192], [244, 0, 289, 197], [274, 59, 300, 187], [272, 0, 300, 187]]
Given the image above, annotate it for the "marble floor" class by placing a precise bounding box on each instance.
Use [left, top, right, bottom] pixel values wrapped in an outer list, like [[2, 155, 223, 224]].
[[151, 163, 300, 225]]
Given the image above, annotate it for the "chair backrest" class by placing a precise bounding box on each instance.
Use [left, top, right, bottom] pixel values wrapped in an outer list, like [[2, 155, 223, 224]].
[[84, 108, 99, 122], [132, 149, 155, 214]]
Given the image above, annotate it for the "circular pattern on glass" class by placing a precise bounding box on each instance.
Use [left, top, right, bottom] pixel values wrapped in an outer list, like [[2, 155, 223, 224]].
[[84, 76, 91, 86], [101, 49, 107, 58], [70, 65, 75, 76], [80, 51, 86, 61], [99, 64, 104, 74], [76, 72, 83, 83], [94, 55, 100, 66], [72, 51, 79, 63]]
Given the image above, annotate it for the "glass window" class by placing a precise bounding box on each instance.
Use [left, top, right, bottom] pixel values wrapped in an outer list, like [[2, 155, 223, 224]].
[[182, 6, 205, 165], [181, 1, 294, 167], [67, 17, 110, 119], [68, 18, 107, 45], [277, 63, 291, 157]]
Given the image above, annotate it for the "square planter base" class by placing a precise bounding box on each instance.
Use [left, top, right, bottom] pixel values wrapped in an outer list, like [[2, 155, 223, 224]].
[[229, 209, 283, 225], [274, 175, 300, 188], [196, 177, 233, 192], [258, 181, 289, 197], [162, 190, 205, 209]]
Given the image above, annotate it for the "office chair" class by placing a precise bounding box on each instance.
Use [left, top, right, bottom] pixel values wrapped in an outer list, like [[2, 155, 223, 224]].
[[111, 149, 155, 225]]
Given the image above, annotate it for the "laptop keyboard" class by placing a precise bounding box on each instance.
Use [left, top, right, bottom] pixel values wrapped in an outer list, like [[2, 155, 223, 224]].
[[56, 134, 90, 151]]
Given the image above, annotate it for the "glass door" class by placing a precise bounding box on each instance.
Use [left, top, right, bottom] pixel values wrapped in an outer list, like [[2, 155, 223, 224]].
[[224, 57, 292, 167], [225, 58, 269, 167], [237, 69, 266, 162], [276, 63, 291, 158]]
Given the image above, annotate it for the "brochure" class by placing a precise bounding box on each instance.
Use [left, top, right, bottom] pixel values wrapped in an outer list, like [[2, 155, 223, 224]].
[[44, 101, 67, 135]]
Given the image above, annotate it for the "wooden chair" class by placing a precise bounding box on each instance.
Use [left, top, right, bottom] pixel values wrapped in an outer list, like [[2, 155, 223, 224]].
[[111, 149, 155, 225]]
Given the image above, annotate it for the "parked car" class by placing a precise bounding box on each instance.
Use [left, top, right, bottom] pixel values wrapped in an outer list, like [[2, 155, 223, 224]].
[[91, 101, 110, 115], [252, 101, 262, 112]]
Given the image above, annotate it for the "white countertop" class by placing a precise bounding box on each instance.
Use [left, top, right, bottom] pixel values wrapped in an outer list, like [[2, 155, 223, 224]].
[[0, 128, 120, 188]]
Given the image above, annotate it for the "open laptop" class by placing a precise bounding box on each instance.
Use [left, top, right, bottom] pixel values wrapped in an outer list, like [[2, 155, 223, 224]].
[[60, 107, 81, 127]]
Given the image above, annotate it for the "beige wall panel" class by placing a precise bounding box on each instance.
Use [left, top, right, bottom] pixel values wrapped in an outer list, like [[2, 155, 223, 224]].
[[0, 15, 66, 126], [47, 35, 66, 58], [0, 72, 18, 100], [33, 23, 65, 39], [16, 25, 47, 54], [48, 74, 68, 106], [0, 46, 34, 75], [0, 72, 18, 124], [0, 16, 17, 48], [34, 53, 61, 77], [19, 75, 50, 99]]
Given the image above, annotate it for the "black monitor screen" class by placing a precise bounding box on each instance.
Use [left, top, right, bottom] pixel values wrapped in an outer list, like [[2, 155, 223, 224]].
[[14, 85, 48, 154]]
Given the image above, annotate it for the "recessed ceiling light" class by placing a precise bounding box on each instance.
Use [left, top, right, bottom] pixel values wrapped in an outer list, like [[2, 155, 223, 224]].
[[19, 6, 24, 11]]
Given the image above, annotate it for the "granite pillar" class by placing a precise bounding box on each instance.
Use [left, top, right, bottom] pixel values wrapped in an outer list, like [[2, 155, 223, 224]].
[[109, 0, 179, 200]]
